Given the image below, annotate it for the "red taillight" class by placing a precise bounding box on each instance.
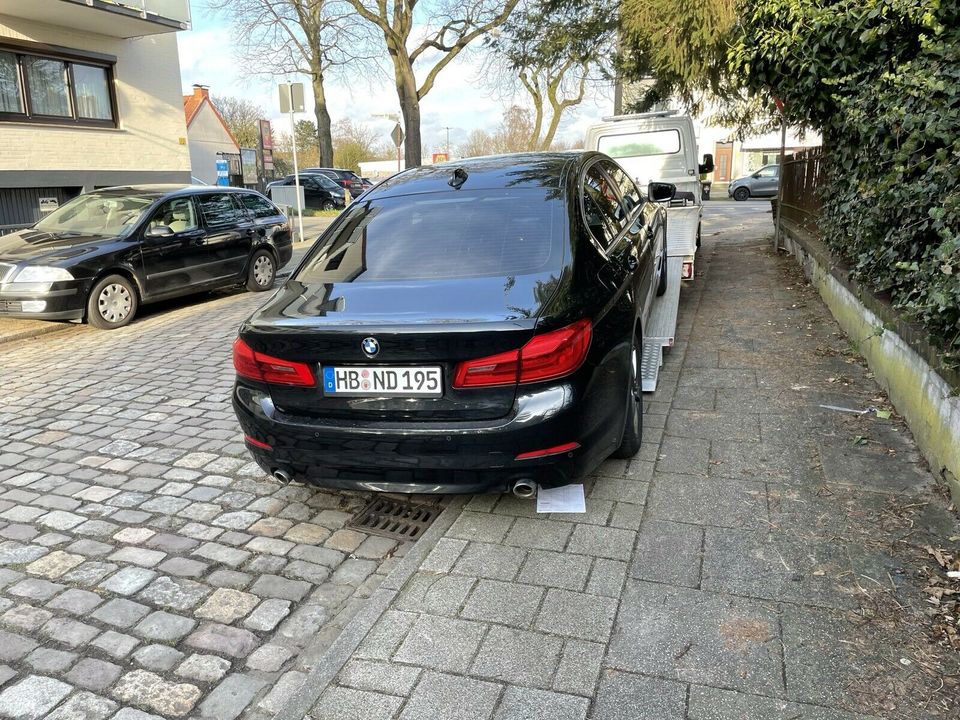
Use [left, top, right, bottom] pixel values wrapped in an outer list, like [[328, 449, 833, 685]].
[[452, 319, 592, 389], [453, 348, 520, 388], [232, 338, 315, 387], [515, 441, 580, 460]]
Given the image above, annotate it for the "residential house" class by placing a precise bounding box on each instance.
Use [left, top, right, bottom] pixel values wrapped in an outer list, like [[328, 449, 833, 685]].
[[0, 0, 192, 227], [183, 85, 240, 186]]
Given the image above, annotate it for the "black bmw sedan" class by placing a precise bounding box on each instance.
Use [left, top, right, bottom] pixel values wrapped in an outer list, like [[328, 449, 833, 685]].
[[0, 186, 292, 329], [232, 152, 673, 495]]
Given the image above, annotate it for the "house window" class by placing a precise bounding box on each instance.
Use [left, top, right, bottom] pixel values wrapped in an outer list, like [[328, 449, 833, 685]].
[[0, 44, 116, 127]]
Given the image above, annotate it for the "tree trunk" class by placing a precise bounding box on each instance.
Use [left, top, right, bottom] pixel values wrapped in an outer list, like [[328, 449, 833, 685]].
[[312, 72, 334, 167], [395, 59, 422, 168]]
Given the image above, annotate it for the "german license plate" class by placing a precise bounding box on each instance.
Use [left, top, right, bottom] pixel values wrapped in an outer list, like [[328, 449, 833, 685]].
[[321, 366, 442, 397]]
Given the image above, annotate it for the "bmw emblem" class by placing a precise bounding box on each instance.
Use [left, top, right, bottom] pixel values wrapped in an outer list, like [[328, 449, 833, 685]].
[[361, 337, 380, 357]]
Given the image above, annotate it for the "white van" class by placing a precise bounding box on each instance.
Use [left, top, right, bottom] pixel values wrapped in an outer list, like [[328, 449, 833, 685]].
[[585, 110, 713, 391]]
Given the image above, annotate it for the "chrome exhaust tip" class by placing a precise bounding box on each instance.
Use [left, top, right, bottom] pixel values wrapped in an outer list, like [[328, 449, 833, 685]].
[[272, 468, 292, 484], [512, 479, 538, 499]]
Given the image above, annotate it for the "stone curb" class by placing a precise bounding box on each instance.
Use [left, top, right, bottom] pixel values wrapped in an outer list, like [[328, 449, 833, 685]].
[[271, 495, 469, 720]]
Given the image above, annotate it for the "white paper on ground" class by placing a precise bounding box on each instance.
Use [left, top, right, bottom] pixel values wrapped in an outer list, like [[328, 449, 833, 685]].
[[536, 483, 586, 513]]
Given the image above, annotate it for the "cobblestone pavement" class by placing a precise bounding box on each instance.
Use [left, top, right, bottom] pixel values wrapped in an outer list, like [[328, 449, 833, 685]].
[[0, 247, 424, 720], [301, 203, 960, 720]]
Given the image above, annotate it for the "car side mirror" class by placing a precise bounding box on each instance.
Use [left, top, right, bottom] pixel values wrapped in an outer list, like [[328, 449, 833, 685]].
[[145, 224, 174, 238], [648, 182, 676, 203], [751, 172, 762, 179], [698, 153, 714, 174]]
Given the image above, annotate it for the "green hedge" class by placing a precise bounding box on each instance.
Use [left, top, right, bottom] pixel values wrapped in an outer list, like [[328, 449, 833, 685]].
[[734, 0, 960, 365]]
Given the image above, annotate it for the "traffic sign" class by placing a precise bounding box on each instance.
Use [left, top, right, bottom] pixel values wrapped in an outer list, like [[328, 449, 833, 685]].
[[391, 123, 404, 148], [279, 83, 305, 113]]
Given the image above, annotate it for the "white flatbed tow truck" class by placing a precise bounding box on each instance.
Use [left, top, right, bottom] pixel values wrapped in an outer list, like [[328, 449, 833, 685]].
[[585, 110, 713, 391]]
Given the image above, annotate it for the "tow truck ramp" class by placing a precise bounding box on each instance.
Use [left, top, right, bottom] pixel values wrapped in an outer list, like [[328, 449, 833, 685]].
[[641, 256, 683, 392]]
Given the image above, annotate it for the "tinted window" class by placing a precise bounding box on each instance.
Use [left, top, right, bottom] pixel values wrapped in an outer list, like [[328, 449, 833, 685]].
[[598, 129, 681, 158], [148, 197, 197, 233], [197, 193, 246, 226], [238, 194, 280, 220], [295, 189, 563, 282], [582, 166, 623, 249], [756, 165, 779, 178]]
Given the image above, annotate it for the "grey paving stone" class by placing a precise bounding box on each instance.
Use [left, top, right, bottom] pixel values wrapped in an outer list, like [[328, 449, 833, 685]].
[[393, 614, 486, 673], [686, 684, 880, 720], [503, 517, 573, 551], [332, 559, 377, 587], [710, 439, 819, 485], [132, 644, 184, 672], [194, 588, 258, 624], [133, 611, 196, 643], [535, 588, 618, 643], [637, 511, 706, 582], [399, 671, 501, 720], [2, 604, 53, 631], [242, 598, 291, 632], [8, 578, 64, 601], [420, 538, 467, 573], [517, 549, 592, 591], [90, 631, 140, 660], [192, 542, 250, 568], [197, 673, 268, 719], [155, 557, 207, 578], [315, 686, 403, 720], [47, 588, 104, 615], [448, 511, 514, 543], [606, 581, 784, 696], [591, 672, 686, 720], [98, 568, 157, 596], [24, 647, 77, 673], [63, 562, 118, 587], [258, 670, 307, 713], [353, 535, 398, 560], [585, 558, 627, 598], [92, 599, 152, 628], [45, 690, 118, 720], [41, 617, 100, 648], [174, 654, 230, 683], [566, 524, 635, 561], [0, 675, 73, 720], [355, 610, 418, 661], [461, 579, 544, 628], [249, 574, 310, 601], [145, 534, 199, 554], [471, 626, 563, 688], [339, 659, 421, 697], [107, 547, 166, 568], [207, 570, 252, 590], [185, 622, 258, 658], [277, 604, 330, 645], [25, 550, 84, 578], [289, 544, 345, 567], [453, 541, 525, 581], [553, 639, 604, 697], [656, 435, 711, 476], [588, 477, 650, 506], [246, 644, 293, 672], [396, 573, 475, 616], [66, 657, 122, 691], [646, 474, 769, 530], [111, 669, 201, 717], [494, 687, 589, 720]]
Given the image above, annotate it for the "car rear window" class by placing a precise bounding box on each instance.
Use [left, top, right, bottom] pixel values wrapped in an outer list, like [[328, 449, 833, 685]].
[[295, 189, 564, 283]]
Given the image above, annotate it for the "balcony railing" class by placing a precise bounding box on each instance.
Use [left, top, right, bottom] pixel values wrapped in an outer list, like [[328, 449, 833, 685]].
[[0, 0, 192, 37]]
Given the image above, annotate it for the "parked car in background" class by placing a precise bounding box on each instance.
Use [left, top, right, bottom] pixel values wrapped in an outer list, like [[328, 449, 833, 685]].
[[728, 164, 780, 200], [0, 186, 291, 329], [301, 168, 364, 194], [232, 152, 672, 496], [267, 174, 346, 211], [359, 177, 376, 190]]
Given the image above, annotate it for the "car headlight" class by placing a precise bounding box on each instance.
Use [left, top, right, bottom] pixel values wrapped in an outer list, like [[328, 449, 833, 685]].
[[12, 266, 73, 283]]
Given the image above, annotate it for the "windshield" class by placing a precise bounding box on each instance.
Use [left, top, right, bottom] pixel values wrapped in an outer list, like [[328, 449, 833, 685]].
[[598, 129, 681, 158], [295, 189, 564, 283], [35, 193, 154, 236]]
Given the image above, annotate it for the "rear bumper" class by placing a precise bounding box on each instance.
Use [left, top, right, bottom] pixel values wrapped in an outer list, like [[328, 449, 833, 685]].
[[232, 381, 624, 494]]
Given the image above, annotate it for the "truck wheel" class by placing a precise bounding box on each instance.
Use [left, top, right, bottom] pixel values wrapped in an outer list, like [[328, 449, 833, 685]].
[[612, 333, 643, 459], [733, 187, 750, 201]]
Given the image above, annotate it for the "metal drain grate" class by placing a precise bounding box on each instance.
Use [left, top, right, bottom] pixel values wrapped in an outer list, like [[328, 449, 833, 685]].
[[348, 498, 440, 541]]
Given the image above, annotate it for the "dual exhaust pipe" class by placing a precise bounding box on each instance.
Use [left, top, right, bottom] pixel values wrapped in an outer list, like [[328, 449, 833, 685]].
[[272, 467, 537, 500]]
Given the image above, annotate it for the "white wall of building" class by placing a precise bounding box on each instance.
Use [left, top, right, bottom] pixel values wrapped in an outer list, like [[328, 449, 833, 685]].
[[187, 101, 238, 185]]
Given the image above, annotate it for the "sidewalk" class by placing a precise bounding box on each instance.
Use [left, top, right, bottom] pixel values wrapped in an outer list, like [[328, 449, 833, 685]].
[[275, 206, 959, 720]]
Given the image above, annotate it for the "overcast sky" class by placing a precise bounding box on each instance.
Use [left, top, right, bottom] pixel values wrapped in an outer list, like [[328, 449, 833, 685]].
[[176, 4, 615, 154]]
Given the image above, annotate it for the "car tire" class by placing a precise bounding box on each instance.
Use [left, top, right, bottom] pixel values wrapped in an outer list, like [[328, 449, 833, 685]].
[[246, 249, 276, 292], [733, 187, 750, 201], [322, 200, 335, 211], [612, 333, 643, 459], [87, 274, 138, 330], [656, 226, 668, 297]]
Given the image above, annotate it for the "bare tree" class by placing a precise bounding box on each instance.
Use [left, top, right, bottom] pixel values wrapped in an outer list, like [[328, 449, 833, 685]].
[[205, 0, 371, 166], [332, 118, 392, 171], [212, 95, 266, 149], [342, 0, 520, 167]]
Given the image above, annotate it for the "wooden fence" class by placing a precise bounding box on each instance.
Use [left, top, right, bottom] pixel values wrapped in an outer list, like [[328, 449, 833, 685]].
[[778, 146, 824, 238]]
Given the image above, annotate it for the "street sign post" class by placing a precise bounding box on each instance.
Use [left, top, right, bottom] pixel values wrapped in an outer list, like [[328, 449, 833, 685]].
[[391, 123, 404, 172], [279, 82, 305, 242]]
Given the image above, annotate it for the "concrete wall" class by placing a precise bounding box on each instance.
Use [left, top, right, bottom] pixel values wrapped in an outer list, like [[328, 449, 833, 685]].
[[0, 16, 190, 188], [781, 224, 960, 503], [187, 101, 238, 185]]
